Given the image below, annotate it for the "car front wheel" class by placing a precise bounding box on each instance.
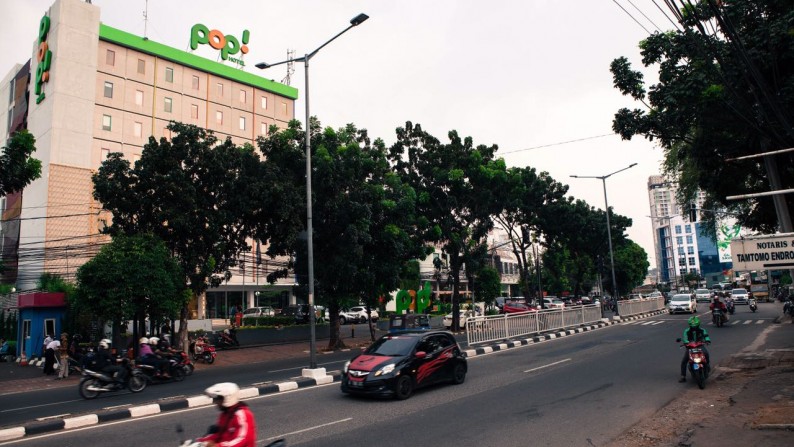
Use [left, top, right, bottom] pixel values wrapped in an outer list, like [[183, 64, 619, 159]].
[[394, 375, 414, 400], [451, 363, 466, 384], [339, 316, 347, 325]]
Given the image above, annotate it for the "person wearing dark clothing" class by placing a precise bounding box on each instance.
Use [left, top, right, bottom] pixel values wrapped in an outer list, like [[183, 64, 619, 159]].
[[95, 339, 126, 386], [43, 338, 59, 375], [679, 316, 711, 382]]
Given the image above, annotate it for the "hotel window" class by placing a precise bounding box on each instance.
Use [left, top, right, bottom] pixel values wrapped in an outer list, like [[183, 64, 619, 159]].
[[260, 122, 267, 136], [101, 148, 110, 159], [685, 224, 692, 233], [134, 121, 142, 137], [239, 90, 246, 103], [689, 257, 696, 266], [102, 114, 112, 131], [190, 104, 198, 119], [164, 97, 172, 113], [103, 81, 113, 98], [260, 96, 267, 110], [687, 246, 694, 255], [216, 83, 223, 96], [678, 247, 684, 256], [137, 58, 145, 74], [106, 49, 115, 66], [216, 110, 223, 124], [674, 225, 682, 234], [686, 235, 693, 244], [239, 116, 246, 130], [676, 236, 683, 245], [165, 67, 174, 82], [135, 89, 143, 106], [280, 102, 287, 114], [192, 75, 199, 89]]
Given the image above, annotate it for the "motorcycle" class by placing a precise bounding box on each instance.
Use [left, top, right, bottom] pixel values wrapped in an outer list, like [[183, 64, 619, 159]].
[[175, 350, 195, 376], [177, 424, 284, 447], [726, 300, 735, 315], [749, 298, 758, 313], [137, 354, 187, 384], [189, 336, 216, 364], [78, 359, 147, 399], [677, 339, 710, 389], [711, 308, 726, 327], [216, 328, 239, 349], [784, 299, 794, 321]]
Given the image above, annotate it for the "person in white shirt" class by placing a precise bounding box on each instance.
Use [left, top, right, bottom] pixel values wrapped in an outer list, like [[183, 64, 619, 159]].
[[43, 338, 60, 375]]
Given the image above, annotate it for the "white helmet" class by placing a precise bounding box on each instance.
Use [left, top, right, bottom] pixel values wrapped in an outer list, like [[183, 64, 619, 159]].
[[99, 339, 111, 349], [148, 337, 159, 345], [139, 337, 149, 345], [205, 382, 240, 407]]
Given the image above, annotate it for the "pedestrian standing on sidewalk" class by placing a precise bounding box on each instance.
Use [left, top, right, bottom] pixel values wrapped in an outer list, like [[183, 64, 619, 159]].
[[42, 334, 52, 357], [57, 332, 70, 379], [43, 337, 59, 375]]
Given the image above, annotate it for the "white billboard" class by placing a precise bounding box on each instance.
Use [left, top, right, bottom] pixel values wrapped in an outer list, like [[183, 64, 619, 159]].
[[717, 221, 741, 263], [730, 233, 794, 271]]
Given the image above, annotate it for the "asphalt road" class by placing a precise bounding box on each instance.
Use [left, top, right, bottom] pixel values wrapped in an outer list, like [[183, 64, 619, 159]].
[[0, 303, 778, 447]]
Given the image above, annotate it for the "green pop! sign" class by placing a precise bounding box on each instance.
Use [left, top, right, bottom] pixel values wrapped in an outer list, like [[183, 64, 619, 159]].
[[190, 24, 249, 66], [34, 14, 52, 104]]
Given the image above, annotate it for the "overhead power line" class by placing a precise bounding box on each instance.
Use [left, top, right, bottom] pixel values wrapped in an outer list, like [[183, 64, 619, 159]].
[[499, 133, 615, 156]]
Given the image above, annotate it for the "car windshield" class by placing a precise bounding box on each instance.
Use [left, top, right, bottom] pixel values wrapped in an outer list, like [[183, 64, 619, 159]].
[[365, 336, 417, 356], [671, 295, 691, 301], [696, 289, 709, 294], [732, 289, 747, 295]]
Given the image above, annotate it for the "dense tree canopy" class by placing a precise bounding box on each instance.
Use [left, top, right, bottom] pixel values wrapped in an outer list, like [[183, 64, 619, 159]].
[[258, 120, 428, 348], [611, 0, 794, 232], [92, 122, 270, 348], [0, 130, 41, 197], [388, 122, 507, 330]]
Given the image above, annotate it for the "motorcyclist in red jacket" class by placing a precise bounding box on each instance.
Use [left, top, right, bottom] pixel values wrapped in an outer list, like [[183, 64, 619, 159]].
[[196, 382, 256, 447], [709, 296, 727, 312]]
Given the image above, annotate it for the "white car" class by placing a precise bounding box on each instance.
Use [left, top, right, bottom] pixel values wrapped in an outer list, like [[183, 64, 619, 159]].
[[695, 288, 711, 303], [542, 297, 565, 309], [668, 293, 697, 314], [730, 288, 750, 305], [348, 306, 379, 322], [442, 308, 481, 329]]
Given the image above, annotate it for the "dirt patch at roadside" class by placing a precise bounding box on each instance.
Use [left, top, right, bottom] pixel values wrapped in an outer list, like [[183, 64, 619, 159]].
[[606, 352, 794, 447]]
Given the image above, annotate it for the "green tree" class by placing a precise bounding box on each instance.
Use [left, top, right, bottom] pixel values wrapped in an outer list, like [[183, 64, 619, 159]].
[[613, 240, 650, 295], [259, 121, 428, 348], [492, 166, 569, 303], [388, 122, 506, 331], [92, 122, 268, 348], [610, 0, 794, 232], [75, 233, 187, 346], [0, 130, 42, 196]]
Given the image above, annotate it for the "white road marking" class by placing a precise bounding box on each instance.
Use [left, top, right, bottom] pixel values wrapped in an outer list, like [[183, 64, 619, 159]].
[[756, 320, 764, 324], [524, 358, 572, 373], [651, 321, 665, 325], [265, 417, 353, 440], [743, 320, 752, 325], [0, 399, 82, 413], [268, 359, 346, 373]]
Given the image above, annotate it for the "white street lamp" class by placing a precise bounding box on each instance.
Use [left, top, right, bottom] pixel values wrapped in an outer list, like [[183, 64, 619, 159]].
[[256, 13, 369, 371]]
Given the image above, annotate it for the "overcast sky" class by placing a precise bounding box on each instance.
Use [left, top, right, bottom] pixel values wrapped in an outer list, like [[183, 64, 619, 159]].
[[1, 0, 680, 270]]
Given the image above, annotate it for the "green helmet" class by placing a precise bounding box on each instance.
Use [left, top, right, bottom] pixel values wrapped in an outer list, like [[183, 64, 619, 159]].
[[688, 316, 700, 327]]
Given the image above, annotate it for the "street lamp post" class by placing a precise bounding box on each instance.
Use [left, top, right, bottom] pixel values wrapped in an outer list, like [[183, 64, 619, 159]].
[[256, 13, 369, 372], [571, 162, 637, 316]]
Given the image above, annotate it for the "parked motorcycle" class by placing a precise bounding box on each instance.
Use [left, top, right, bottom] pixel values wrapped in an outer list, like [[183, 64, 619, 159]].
[[712, 308, 726, 327], [677, 339, 710, 389], [189, 336, 216, 364], [78, 360, 147, 399], [749, 298, 758, 313], [216, 328, 239, 349]]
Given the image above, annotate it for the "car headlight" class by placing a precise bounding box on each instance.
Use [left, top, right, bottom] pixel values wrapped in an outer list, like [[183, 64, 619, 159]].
[[693, 358, 702, 363], [374, 363, 396, 377], [343, 360, 350, 374]]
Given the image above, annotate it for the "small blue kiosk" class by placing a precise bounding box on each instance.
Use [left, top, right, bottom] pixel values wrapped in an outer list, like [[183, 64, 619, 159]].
[[17, 292, 67, 358]]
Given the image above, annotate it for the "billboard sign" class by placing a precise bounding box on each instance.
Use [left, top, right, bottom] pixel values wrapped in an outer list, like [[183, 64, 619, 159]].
[[190, 24, 249, 66], [717, 222, 741, 263], [730, 233, 794, 271]]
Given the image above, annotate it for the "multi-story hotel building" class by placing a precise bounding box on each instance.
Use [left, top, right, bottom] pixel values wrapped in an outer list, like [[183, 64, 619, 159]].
[[1, 0, 299, 318]]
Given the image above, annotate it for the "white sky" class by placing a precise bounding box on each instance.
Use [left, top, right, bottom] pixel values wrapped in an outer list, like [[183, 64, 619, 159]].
[[0, 0, 679, 269]]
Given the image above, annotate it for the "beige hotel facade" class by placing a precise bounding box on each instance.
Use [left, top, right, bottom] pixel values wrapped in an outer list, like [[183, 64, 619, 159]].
[[1, 0, 299, 318]]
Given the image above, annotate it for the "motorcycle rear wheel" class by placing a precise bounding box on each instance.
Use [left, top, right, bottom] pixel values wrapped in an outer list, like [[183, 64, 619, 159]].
[[185, 363, 195, 375], [172, 366, 186, 382], [205, 353, 215, 364], [128, 374, 147, 393], [79, 378, 100, 399]]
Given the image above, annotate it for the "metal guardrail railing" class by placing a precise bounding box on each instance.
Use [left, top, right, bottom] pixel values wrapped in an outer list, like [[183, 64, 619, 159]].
[[616, 296, 665, 317], [465, 305, 604, 347]]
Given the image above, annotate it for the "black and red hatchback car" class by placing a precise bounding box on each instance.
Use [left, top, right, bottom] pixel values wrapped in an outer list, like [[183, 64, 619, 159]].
[[341, 330, 467, 400]]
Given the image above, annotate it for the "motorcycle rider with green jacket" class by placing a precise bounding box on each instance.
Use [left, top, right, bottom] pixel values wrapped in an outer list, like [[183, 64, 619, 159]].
[[679, 316, 710, 382]]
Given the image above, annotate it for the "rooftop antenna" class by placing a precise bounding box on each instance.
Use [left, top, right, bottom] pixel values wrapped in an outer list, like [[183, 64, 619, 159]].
[[281, 49, 295, 85], [143, 0, 149, 40]]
